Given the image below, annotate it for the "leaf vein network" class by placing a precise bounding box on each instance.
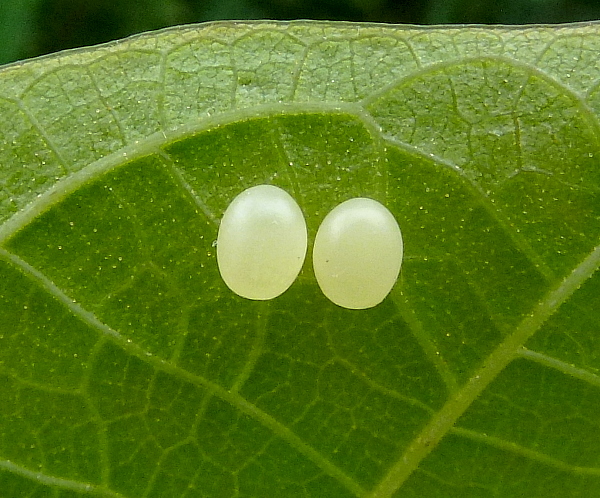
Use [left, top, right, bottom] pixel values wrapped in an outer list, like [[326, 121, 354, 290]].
[[0, 248, 367, 497], [368, 242, 600, 498]]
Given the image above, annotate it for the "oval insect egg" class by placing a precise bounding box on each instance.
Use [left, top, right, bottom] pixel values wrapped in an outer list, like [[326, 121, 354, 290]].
[[313, 198, 403, 310], [217, 184, 307, 300]]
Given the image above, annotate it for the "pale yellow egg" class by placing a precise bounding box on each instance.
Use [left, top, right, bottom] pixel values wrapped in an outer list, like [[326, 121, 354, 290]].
[[313, 198, 403, 309], [217, 185, 307, 300]]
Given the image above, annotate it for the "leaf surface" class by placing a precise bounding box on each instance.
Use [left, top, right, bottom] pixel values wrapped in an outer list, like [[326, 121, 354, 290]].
[[0, 20, 599, 497]]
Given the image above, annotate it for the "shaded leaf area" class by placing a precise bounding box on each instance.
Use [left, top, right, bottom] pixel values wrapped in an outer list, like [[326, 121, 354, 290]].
[[0, 21, 599, 497]]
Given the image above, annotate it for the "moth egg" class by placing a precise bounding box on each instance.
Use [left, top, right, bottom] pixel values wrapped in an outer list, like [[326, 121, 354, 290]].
[[217, 184, 307, 300], [313, 198, 403, 310]]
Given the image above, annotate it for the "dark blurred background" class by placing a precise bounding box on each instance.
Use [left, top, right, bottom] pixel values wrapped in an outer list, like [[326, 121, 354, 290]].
[[2, 0, 600, 65]]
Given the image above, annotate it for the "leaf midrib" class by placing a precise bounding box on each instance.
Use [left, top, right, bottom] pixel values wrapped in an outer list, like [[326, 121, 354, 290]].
[[369, 242, 600, 498]]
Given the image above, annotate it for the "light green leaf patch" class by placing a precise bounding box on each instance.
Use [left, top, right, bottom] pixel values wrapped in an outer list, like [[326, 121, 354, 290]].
[[0, 20, 599, 497]]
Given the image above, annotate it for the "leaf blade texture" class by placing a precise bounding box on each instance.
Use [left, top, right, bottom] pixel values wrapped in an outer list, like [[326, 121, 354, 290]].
[[0, 20, 599, 497]]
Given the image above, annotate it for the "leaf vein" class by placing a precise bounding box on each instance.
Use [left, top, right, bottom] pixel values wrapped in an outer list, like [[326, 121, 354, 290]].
[[452, 426, 600, 475], [517, 347, 600, 388], [368, 242, 600, 498], [0, 459, 124, 497], [0, 248, 366, 497]]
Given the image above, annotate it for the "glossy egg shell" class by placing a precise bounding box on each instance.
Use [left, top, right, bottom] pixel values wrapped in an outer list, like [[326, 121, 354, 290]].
[[313, 198, 403, 309], [217, 184, 307, 300]]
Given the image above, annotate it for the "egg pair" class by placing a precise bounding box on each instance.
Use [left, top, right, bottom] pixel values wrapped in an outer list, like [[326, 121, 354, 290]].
[[216, 185, 403, 310]]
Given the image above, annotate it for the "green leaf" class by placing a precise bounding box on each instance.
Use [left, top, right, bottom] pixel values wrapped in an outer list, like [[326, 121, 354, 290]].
[[1, 20, 599, 497]]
